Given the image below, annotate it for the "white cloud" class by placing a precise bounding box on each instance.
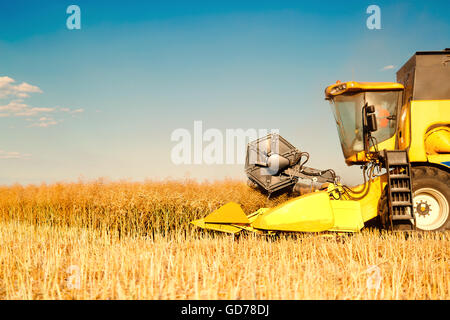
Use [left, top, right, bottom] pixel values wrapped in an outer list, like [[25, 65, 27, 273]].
[[15, 107, 55, 117], [0, 99, 28, 112], [0, 149, 31, 159], [381, 65, 395, 71], [59, 107, 84, 114], [0, 76, 42, 99], [0, 75, 83, 127], [0, 76, 15, 87], [29, 116, 59, 128], [71, 108, 84, 114], [0, 100, 55, 117]]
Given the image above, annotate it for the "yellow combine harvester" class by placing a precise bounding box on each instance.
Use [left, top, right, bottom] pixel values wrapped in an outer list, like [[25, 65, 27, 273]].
[[192, 49, 450, 234]]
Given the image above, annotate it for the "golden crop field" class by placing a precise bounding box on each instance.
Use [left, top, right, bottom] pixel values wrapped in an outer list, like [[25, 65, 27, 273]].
[[0, 180, 448, 300]]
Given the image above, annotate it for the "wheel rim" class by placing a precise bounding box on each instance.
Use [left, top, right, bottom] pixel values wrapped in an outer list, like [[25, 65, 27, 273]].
[[413, 188, 449, 230]]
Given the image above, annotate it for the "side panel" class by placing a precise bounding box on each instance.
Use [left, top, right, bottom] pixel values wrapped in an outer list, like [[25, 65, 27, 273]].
[[345, 135, 396, 165], [427, 154, 450, 170], [397, 101, 411, 150], [251, 191, 369, 233], [252, 192, 335, 232], [408, 100, 450, 162], [356, 174, 388, 223], [425, 127, 450, 154], [396, 52, 450, 101], [329, 200, 364, 232], [413, 54, 450, 100]]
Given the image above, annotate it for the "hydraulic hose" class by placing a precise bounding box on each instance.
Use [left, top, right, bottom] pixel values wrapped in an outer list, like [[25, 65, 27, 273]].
[[341, 163, 377, 201]]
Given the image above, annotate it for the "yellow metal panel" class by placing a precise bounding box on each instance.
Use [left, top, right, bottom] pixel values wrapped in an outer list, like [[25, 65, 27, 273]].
[[345, 135, 396, 165], [397, 102, 411, 150], [328, 200, 364, 232], [427, 154, 450, 167], [325, 81, 404, 99], [409, 100, 450, 162], [353, 175, 388, 223], [252, 192, 335, 232], [247, 208, 269, 222], [204, 202, 250, 224], [190, 218, 242, 234], [424, 126, 450, 154]]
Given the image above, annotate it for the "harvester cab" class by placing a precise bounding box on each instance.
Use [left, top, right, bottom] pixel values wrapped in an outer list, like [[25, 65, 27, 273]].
[[325, 81, 403, 164], [192, 49, 450, 234]]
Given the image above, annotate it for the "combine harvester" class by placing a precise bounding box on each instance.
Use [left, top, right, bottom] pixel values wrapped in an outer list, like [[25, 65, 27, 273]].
[[192, 49, 450, 234]]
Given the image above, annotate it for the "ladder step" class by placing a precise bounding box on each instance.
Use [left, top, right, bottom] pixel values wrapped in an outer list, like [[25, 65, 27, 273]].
[[392, 215, 414, 221], [390, 187, 412, 193], [392, 201, 413, 207], [385, 151, 409, 165], [383, 150, 416, 230], [391, 223, 415, 231], [389, 174, 410, 179]]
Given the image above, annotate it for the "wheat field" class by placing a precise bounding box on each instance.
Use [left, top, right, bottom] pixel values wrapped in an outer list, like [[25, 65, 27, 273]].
[[0, 180, 448, 299]]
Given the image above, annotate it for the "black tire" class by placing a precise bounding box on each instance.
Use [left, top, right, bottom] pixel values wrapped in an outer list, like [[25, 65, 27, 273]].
[[411, 166, 450, 231], [377, 188, 390, 230]]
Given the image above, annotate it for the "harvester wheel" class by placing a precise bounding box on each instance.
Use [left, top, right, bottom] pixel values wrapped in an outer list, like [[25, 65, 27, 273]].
[[411, 166, 450, 231]]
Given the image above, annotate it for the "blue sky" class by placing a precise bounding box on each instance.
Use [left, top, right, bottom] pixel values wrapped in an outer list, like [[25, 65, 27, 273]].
[[0, 0, 449, 185]]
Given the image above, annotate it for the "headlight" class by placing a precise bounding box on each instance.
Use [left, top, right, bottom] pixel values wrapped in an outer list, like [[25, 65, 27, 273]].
[[331, 84, 347, 94]]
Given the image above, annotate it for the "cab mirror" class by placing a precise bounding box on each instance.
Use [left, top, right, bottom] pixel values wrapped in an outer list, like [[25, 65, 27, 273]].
[[366, 104, 375, 114], [367, 113, 378, 132], [364, 103, 378, 133]]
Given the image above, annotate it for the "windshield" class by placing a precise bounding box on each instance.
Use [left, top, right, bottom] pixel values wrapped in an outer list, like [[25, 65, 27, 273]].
[[330, 91, 401, 159]]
